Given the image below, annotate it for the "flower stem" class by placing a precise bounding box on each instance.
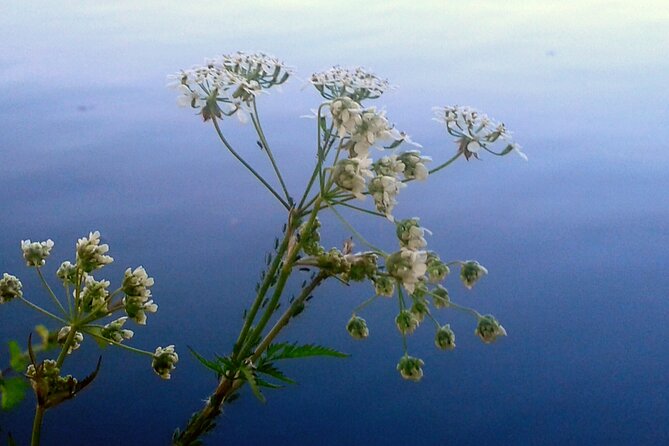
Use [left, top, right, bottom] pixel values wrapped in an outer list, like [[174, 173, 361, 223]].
[[19, 297, 67, 324], [211, 116, 290, 210], [31, 405, 45, 446], [324, 200, 385, 254], [36, 267, 67, 316], [251, 101, 291, 203]]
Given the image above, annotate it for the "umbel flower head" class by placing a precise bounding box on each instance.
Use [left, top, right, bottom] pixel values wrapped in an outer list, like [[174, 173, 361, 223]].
[[20, 239, 54, 267], [152, 345, 179, 379], [433, 105, 527, 161], [396, 218, 429, 250], [0, 273, 22, 303], [395, 309, 420, 335], [397, 151, 431, 181], [346, 315, 369, 340], [330, 97, 362, 138], [396, 355, 425, 382], [310, 66, 391, 101], [333, 158, 373, 199], [122, 266, 154, 298], [368, 175, 405, 220], [101, 317, 134, 343], [475, 315, 507, 344], [56, 261, 77, 285], [76, 231, 113, 273], [80, 276, 111, 314]]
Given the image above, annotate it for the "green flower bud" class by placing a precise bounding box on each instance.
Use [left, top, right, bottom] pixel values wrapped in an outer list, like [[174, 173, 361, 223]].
[[345, 252, 378, 282], [152, 345, 179, 379], [475, 315, 507, 344], [396, 218, 428, 250], [395, 309, 420, 335], [372, 275, 395, 297], [460, 260, 487, 289], [0, 273, 22, 304], [316, 248, 351, 276], [299, 218, 325, 256], [426, 252, 449, 283], [435, 325, 456, 350], [346, 315, 369, 340], [411, 280, 428, 300], [410, 298, 430, 323], [396, 355, 425, 382], [56, 261, 78, 285], [431, 285, 450, 309]]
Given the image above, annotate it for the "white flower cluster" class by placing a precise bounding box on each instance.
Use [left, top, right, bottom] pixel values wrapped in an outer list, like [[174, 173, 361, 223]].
[[57, 326, 84, 354], [80, 276, 111, 314], [152, 345, 179, 380], [168, 51, 292, 122], [433, 105, 527, 160], [76, 231, 113, 273], [122, 266, 157, 325], [101, 317, 134, 343], [0, 273, 22, 303], [20, 239, 54, 267], [311, 66, 391, 101]]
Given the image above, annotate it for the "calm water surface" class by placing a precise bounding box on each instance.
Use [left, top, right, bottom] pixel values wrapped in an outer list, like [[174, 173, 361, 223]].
[[1, 1, 668, 444]]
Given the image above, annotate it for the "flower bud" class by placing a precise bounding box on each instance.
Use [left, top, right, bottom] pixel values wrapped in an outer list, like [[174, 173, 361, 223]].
[[475, 315, 507, 344], [426, 252, 449, 283], [410, 298, 430, 323], [395, 218, 428, 250], [76, 231, 113, 272], [152, 345, 179, 379], [344, 252, 377, 282], [398, 150, 431, 181], [333, 158, 372, 199], [299, 218, 324, 256], [386, 249, 427, 294], [56, 261, 78, 285], [373, 155, 405, 177], [122, 266, 154, 298], [57, 326, 84, 354], [431, 285, 450, 309], [0, 273, 22, 303], [435, 325, 456, 350], [20, 239, 54, 267], [101, 317, 134, 343], [80, 276, 110, 314], [460, 260, 487, 289], [316, 248, 351, 276], [346, 315, 369, 340], [372, 275, 395, 297], [396, 355, 424, 382], [395, 309, 420, 335]]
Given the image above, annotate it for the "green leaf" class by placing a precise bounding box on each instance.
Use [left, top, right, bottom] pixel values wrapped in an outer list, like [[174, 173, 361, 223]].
[[256, 362, 296, 385], [1, 377, 28, 411], [188, 347, 224, 376], [265, 342, 349, 361], [8, 341, 26, 373], [86, 327, 110, 349], [239, 366, 265, 403], [255, 378, 283, 389]]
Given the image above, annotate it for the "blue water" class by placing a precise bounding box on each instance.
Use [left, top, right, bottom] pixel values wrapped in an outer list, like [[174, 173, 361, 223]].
[[1, 1, 668, 444]]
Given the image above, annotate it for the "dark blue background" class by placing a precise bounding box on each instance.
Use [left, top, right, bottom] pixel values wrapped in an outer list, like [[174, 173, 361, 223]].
[[1, 2, 668, 444]]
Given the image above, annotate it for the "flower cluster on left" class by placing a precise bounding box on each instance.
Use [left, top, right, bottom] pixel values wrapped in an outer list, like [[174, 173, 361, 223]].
[[1, 231, 177, 442]]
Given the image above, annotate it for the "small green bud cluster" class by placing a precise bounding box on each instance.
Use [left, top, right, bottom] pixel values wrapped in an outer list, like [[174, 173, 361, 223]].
[[397, 151, 431, 181], [26, 360, 77, 407], [152, 345, 179, 379], [346, 315, 369, 340], [426, 252, 449, 283], [475, 315, 507, 344], [343, 252, 377, 282], [396, 355, 425, 382], [460, 260, 488, 289], [0, 273, 22, 303], [435, 325, 456, 350], [299, 218, 325, 256]]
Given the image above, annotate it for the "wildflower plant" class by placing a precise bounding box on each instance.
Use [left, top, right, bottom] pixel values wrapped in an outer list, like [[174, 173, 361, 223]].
[[167, 51, 522, 445], [0, 232, 176, 445]]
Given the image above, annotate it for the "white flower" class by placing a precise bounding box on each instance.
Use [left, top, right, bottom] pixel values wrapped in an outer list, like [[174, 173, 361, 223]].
[[57, 326, 84, 354], [310, 66, 392, 101], [56, 261, 77, 285], [398, 151, 431, 181], [433, 105, 524, 161], [76, 231, 113, 272], [122, 266, 154, 299], [330, 97, 362, 138], [386, 248, 428, 294], [373, 155, 405, 177], [0, 273, 22, 303], [348, 108, 402, 158], [395, 218, 430, 250], [152, 345, 179, 379], [101, 317, 134, 343], [80, 275, 111, 314], [20, 239, 54, 267], [333, 158, 373, 199], [124, 295, 158, 325], [368, 175, 406, 220]]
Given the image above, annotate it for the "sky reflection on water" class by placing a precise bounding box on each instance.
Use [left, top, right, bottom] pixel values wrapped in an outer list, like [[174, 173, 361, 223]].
[[1, 1, 668, 444]]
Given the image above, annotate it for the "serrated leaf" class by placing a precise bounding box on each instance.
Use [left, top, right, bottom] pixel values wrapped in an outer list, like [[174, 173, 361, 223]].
[[8, 341, 26, 373], [189, 347, 224, 375], [239, 366, 265, 403], [265, 342, 349, 361], [256, 363, 296, 385], [1, 377, 28, 411]]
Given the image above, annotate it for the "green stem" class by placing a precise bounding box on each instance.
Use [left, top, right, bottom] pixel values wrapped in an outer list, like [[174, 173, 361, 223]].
[[233, 229, 291, 358], [31, 405, 45, 446], [328, 200, 386, 218], [352, 295, 378, 315], [36, 267, 67, 316], [324, 200, 385, 254], [428, 152, 461, 175], [211, 116, 290, 210], [251, 101, 291, 203], [250, 271, 328, 362], [19, 297, 67, 324], [446, 301, 482, 319], [55, 326, 77, 368], [83, 329, 155, 357]]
